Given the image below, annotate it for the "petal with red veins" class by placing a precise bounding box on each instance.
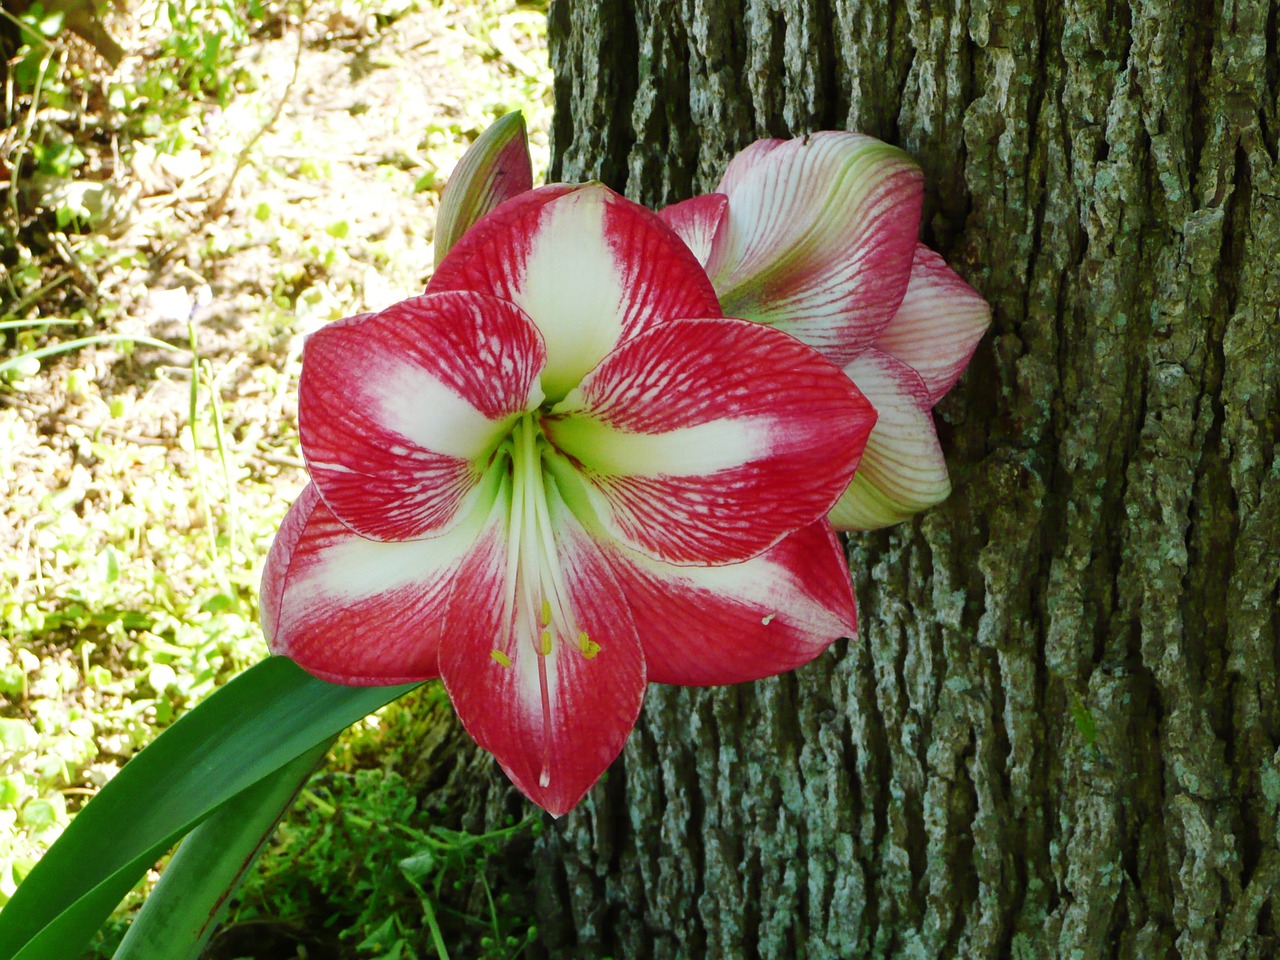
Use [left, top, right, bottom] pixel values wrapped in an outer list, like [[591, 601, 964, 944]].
[[715, 137, 786, 198], [434, 111, 534, 267], [439, 481, 645, 817], [606, 520, 855, 685], [873, 244, 992, 404], [710, 132, 923, 366], [828, 349, 951, 531], [262, 480, 499, 685], [544, 317, 877, 565], [430, 183, 722, 402], [300, 292, 545, 542], [657, 193, 727, 268]]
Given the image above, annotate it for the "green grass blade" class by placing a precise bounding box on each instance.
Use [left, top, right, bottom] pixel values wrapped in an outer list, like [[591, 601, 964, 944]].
[[111, 737, 337, 960], [0, 657, 418, 960], [0, 318, 80, 331], [0, 334, 190, 375]]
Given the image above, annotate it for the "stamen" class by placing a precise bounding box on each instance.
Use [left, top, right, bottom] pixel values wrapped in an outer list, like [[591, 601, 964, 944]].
[[761, 612, 777, 625], [504, 414, 559, 793], [536, 647, 553, 789], [505, 413, 609, 795]]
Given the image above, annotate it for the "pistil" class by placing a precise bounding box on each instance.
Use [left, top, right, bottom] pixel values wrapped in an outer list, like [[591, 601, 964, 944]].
[[498, 414, 600, 789]]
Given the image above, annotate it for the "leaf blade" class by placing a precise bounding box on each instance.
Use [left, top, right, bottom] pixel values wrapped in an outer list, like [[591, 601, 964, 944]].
[[111, 737, 336, 960], [0, 657, 416, 960]]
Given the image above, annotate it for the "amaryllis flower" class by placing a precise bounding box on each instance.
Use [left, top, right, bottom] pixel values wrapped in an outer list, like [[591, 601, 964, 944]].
[[660, 132, 992, 530], [262, 182, 877, 815]]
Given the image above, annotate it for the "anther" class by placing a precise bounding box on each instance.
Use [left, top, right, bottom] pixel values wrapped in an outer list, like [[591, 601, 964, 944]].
[[578, 632, 600, 659], [491, 650, 512, 668]]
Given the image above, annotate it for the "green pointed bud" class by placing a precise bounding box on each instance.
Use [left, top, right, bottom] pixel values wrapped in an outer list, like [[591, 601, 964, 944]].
[[433, 111, 534, 266]]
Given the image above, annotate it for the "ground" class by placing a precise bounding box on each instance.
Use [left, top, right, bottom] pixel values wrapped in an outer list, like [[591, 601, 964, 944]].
[[0, 1, 550, 954]]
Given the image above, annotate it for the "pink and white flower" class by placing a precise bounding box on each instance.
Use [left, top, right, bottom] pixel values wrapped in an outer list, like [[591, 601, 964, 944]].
[[660, 132, 992, 530], [262, 182, 876, 815]]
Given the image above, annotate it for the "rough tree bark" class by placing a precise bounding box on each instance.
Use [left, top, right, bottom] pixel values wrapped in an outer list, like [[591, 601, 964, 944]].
[[509, 1, 1280, 958]]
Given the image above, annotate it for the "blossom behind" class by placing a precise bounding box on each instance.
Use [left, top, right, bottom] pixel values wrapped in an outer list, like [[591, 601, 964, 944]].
[[660, 132, 992, 530]]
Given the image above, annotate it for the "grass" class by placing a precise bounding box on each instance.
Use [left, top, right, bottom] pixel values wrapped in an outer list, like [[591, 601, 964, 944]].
[[0, 0, 552, 953]]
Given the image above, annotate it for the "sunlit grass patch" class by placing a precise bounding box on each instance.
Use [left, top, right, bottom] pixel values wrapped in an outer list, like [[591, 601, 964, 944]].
[[1, 0, 553, 938]]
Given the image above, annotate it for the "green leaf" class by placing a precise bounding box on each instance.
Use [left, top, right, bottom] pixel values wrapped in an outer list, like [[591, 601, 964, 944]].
[[1070, 693, 1097, 746], [0, 657, 417, 960], [112, 737, 336, 960]]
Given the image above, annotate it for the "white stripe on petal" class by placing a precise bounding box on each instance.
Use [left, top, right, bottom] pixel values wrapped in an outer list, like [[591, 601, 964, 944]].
[[263, 479, 505, 685], [299, 524, 477, 602], [368, 361, 533, 461], [648, 543, 851, 638], [830, 349, 951, 530], [514, 188, 629, 400], [544, 413, 771, 478]]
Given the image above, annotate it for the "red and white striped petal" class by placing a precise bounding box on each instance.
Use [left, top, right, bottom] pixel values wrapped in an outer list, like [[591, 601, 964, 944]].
[[873, 244, 992, 404], [439, 483, 646, 817], [262, 482, 496, 685], [429, 183, 722, 402], [714, 138, 786, 200], [606, 520, 856, 685], [299, 293, 545, 542], [710, 132, 923, 366], [828, 349, 951, 531], [657, 193, 727, 268], [434, 111, 534, 267], [544, 317, 877, 566]]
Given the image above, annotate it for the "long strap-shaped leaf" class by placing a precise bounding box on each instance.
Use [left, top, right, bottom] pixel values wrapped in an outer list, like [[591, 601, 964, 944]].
[[111, 737, 337, 960], [0, 657, 417, 960]]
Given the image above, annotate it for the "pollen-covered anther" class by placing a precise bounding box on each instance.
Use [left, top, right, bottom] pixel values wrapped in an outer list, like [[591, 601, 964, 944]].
[[579, 632, 601, 659], [540, 629, 553, 656], [491, 649, 512, 668]]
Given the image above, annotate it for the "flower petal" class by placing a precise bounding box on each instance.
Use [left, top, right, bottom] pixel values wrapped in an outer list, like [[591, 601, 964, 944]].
[[545, 317, 877, 565], [434, 111, 534, 267], [873, 244, 992, 404], [262, 481, 499, 685], [710, 132, 923, 366], [657, 193, 727, 267], [828, 349, 951, 531], [714, 137, 786, 198], [429, 183, 722, 402], [606, 520, 855, 685], [439, 481, 645, 816], [299, 292, 545, 542]]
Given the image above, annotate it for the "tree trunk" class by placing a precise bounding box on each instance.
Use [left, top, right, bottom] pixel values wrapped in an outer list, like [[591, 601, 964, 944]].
[[521, 1, 1280, 957]]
